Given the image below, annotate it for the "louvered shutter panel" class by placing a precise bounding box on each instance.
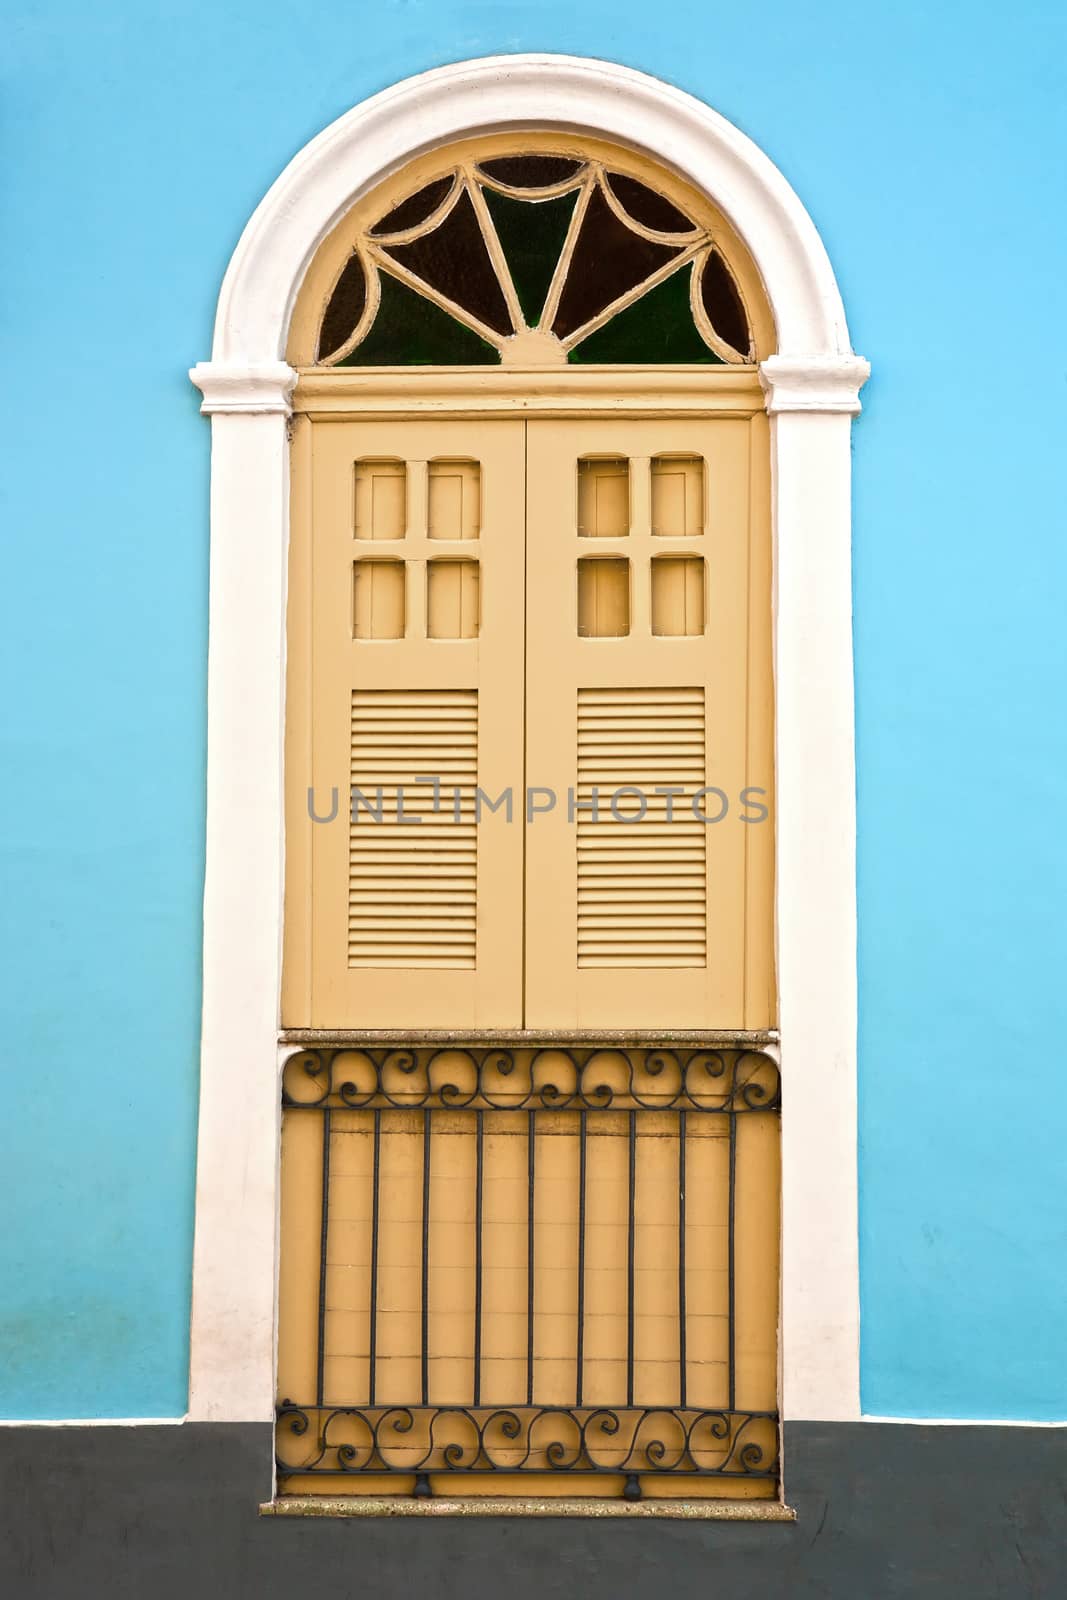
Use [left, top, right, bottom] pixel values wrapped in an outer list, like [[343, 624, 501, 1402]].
[[349, 689, 479, 969], [576, 687, 707, 968]]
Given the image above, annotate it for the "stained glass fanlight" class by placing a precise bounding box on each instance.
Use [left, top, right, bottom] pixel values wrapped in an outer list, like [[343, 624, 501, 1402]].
[[315, 155, 753, 367]]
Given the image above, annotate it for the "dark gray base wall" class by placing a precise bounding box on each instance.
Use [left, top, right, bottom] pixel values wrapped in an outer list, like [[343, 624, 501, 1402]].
[[2, 1421, 1064, 1600]]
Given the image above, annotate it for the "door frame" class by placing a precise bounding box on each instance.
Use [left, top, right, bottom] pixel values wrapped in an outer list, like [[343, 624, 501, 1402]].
[[188, 55, 869, 1432]]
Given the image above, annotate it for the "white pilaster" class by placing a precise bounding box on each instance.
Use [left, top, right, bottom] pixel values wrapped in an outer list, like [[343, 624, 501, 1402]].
[[187, 364, 295, 1419], [762, 354, 869, 1419]]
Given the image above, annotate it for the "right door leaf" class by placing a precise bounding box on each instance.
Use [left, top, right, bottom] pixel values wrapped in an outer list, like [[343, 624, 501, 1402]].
[[524, 420, 766, 1028]]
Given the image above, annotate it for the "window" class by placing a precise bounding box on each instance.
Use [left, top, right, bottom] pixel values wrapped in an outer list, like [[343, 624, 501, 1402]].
[[273, 136, 780, 1510], [190, 59, 867, 1487]]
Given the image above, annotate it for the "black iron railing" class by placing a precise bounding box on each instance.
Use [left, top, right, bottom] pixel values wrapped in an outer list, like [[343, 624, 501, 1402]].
[[277, 1041, 781, 1499]]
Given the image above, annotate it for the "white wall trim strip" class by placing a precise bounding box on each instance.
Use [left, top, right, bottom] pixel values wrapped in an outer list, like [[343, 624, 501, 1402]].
[[188, 53, 868, 1425], [0, 1417, 187, 1428], [5, 1416, 1063, 1430], [860, 1416, 1067, 1428]]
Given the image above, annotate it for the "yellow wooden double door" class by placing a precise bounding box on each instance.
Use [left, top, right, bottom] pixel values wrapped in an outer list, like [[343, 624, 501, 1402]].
[[284, 412, 773, 1031]]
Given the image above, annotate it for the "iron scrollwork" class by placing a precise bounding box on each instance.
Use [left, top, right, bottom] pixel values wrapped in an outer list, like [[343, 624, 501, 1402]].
[[276, 1403, 779, 1484], [282, 1043, 781, 1114]]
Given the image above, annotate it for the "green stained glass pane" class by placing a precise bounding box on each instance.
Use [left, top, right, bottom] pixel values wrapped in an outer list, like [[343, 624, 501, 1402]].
[[567, 264, 722, 365], [340, 271, 499, 366], [484, 187, 577, 327]]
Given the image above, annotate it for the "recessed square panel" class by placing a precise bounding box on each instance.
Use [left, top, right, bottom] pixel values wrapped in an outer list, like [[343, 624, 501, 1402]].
[[428, 459, 481, 540], [577, 557, 630, 637], [354, 459, 406, 540], [651, 556, 705, 636], [578, 458, 629, 537], [651, 455, 704, 537], [427, 559, 481, 638], [353, 559, 405, 638]]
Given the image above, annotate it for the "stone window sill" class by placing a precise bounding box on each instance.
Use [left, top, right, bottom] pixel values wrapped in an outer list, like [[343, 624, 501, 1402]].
[[261, 1495, 796, 1520]]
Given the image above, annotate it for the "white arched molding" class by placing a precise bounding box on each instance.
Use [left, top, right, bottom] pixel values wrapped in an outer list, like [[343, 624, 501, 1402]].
[[189, 55, 869, 1427]]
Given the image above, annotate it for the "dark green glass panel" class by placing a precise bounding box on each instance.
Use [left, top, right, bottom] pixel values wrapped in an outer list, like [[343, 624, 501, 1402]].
[[484, 187, 576, 327], [567, 264, 722, 365], [339, 271, 499, 366]]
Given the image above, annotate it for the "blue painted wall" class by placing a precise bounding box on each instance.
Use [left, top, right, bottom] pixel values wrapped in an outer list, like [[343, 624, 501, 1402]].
[[2, 1, 1064, 1419]]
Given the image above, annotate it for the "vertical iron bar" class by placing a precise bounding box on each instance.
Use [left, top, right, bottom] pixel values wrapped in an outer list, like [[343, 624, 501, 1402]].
[[368, 1108, 381, 1405], [627, 1109, 636, 1409], [473, 1109, 484, 1406], [678, 1108, 687, 1408], [576, 1108, 587, 1406], [527, 1109, 536, 1406], [727, 1109, 737, 1414], [422, 1112, 431, 1408], [316, 1107, 331, 1408]]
